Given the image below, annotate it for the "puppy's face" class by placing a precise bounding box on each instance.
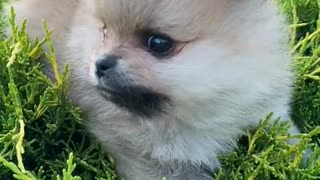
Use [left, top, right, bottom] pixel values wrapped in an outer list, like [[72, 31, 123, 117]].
[[68, 0, 289, 125]]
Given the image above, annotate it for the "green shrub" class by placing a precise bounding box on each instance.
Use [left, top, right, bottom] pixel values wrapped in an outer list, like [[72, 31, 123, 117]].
[[0, 8, 116, 180]]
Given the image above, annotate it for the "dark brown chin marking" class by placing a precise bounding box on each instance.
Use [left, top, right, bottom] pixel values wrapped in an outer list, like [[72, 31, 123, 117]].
[[98, 85, 171, 117]]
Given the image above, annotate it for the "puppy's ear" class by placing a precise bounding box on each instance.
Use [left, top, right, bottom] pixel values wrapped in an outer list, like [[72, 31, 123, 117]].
[[4, 0, 78, 39]]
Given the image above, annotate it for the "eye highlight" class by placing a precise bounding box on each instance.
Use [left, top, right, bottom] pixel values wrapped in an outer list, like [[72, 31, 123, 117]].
[[102, 25, 107, 39], [143, 33, 175, 58]]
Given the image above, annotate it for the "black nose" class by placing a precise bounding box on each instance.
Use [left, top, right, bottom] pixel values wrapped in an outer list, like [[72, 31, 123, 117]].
[[95, 54, 119, 78]]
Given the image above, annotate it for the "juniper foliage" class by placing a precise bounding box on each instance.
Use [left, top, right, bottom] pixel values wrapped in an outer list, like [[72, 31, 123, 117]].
[[0, 7, 116, 180]]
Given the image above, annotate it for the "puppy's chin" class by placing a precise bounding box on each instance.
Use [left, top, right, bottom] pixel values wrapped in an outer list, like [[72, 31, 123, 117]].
[[96, 77, 171, 118]]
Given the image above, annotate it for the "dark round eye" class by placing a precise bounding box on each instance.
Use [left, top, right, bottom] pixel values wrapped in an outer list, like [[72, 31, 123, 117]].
[[145, 34, 174, 58]]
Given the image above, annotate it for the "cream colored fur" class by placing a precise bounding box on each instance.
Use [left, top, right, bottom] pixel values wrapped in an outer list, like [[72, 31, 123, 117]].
[[6, 0, 300, 179]]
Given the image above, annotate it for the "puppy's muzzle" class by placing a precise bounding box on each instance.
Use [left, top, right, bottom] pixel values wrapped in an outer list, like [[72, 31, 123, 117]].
[[94, 54, 171, 117], [95, 54, 119, 78]]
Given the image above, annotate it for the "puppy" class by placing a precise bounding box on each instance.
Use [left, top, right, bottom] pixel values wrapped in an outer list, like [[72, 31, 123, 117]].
[[6, 0, 301, 179]]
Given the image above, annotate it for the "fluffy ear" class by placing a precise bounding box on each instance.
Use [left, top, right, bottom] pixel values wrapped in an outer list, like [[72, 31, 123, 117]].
[[4, 0, 78, 39], [4, 0, 47, 46]]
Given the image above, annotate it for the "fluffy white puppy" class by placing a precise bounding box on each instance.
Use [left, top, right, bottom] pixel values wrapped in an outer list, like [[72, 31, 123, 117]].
[[6, 0, 300, 179]]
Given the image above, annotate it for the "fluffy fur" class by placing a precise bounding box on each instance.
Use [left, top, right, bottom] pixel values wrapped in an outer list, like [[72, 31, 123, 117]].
[[6, 0, 300, 179]]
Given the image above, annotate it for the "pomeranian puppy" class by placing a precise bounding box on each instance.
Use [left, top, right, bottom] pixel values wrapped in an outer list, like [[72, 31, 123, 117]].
[[6, 0, 301, 179]]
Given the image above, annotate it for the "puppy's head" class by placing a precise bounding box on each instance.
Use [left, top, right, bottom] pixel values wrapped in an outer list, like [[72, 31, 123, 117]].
[[68, 0, 290, 125]]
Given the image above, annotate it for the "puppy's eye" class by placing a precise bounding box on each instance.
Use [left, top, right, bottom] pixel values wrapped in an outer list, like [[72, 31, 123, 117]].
[[144, 34, 175, 58]]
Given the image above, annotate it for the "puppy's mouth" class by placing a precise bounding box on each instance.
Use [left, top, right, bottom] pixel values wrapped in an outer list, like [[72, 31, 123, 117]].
[[96, 75, 171, 117]]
